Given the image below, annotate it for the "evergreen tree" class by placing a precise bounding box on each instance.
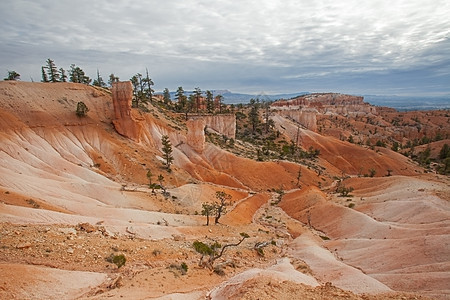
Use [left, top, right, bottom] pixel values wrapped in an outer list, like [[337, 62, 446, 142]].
[[41, 66, 49, 82], [130, 74, 140, 107], [4, 70, 20, 81], [69, 64, 91, 84], [59, 68, 67, 82], [144, 68, 154, 103], [108, 73, 119, 87], [163, 88, 171, 105], [130, 72, 150, 107], [45, 58, 60, 82], [194, 87, 202, 112], [214, 191, 231, 224], [175, 86, 187, 112], [206, 90, 214, 113], [439, 144, 450, 160], [216, 94, 223, 113], [248, 99, 260, 133], [161, 135, 174, 171], [93, 69, 106, 87], [201, 202, 216, 226]]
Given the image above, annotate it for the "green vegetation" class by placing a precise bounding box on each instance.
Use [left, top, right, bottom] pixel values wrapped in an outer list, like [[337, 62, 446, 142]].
[[336, 182, 354, 197], [201, 191, 232, 225], [193, 232, 249, 272], [4, 70, 20, 81], [75, 101, 89, 117], [161, 135, 174, 172], [130, 68, 154, 108], [107, 253, 126, 268]]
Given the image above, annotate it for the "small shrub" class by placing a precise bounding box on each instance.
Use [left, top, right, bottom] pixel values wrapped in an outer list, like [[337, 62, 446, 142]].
[[76, 101, 89, 117], [180, 262, 188, 274], [255, 247, 264, 256], [336, 185, 354, 197], [348, 203, 355, 208], [107, 253, 126, 268], [169, 262, 188, 275]]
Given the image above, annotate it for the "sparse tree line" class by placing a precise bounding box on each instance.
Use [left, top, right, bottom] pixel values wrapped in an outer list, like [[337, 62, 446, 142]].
[[4, 60, 234, 118]]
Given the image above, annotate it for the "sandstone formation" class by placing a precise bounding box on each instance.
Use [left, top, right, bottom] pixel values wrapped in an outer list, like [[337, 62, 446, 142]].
[[202, 114, 236, 140], [111, 81, 144, 142], [274, 108, 318, 131], [186, 118, 206, 153], [271, 93, 377, 131], [186, 114, 236, 152], [272, 93, 376, 115]]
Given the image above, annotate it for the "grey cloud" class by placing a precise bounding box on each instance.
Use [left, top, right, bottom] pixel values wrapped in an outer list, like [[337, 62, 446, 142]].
[[0, 0, 449, 96]]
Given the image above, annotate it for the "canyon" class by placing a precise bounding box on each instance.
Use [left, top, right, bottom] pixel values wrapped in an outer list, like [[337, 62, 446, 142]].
[[0, 81, 448, 300]]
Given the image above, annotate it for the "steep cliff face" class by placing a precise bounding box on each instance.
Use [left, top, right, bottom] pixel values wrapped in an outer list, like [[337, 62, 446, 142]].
[[274, 108, 318, 131], [202, 115, 236, 140], [111, 81, 144, 142]]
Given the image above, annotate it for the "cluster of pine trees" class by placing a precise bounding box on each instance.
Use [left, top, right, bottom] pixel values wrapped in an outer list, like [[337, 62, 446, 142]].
[[40, 58, 120, 87]]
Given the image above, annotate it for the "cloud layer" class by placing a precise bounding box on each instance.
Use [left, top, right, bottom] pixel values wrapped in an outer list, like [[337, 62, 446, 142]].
[[1, 0, 449, 95]]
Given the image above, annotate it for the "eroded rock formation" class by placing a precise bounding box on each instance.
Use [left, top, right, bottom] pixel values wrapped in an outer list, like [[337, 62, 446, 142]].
[[111, 81, 144, 142], [271, 93, 377, 131], [275, 108, 318, 131], [186, 114, 236, 152], [186, 118, 206, 153], [202, 115, 236, 140]]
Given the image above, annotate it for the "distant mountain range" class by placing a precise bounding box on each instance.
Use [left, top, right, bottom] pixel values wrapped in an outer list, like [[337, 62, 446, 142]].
[[160, 90, 450, 111]]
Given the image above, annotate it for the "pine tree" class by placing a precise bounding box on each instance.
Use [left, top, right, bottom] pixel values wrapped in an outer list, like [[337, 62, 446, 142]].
[[108, 73, 119, 87], [144, 68, 154, 103], [175, 86, 187, 112], [69, 64, 91, 84], [214, 191, 231, 224], [4, 70, 20, 81], [161, 135, 174, 171], [46, 59, 60, 82], [194, 87, 202, 112], [41, 66, 49, 82], [206, 90, 214, 113], [163, 88, 171, 105], [216, 94, 223, 113], [93, 69, 106, 87], [248, 99, 260, 133], [59, 68, 67, 82]]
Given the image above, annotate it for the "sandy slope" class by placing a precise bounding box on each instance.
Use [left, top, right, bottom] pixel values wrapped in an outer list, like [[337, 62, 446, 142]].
[[280, 176, 450, 299], [0, 263, 107, 300]]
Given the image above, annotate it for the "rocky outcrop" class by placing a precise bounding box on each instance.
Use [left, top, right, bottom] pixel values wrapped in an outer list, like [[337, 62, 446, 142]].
[[111, 81, 144, 142], [186, 118, 206, 153], [271, 93, 377, 131], [275, 108, 318, 131], [186, 114, 236, 152], [202, 115, 236, 140], [272, 93, 377, 115]]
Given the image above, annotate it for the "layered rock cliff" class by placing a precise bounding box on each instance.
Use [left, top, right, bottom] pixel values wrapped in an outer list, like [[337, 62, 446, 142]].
[[271, 93, 377, 131]]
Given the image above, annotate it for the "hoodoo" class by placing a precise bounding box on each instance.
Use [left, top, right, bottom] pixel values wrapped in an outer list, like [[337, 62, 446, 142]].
[[111, 81, 144, 142]]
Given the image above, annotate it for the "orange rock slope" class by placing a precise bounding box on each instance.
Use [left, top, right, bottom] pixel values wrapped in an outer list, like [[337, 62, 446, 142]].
[[0, 81, 448, 300]]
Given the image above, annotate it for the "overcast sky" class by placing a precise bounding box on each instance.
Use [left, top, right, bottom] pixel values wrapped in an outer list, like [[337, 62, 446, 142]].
[[1, 0, 449, 96]]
